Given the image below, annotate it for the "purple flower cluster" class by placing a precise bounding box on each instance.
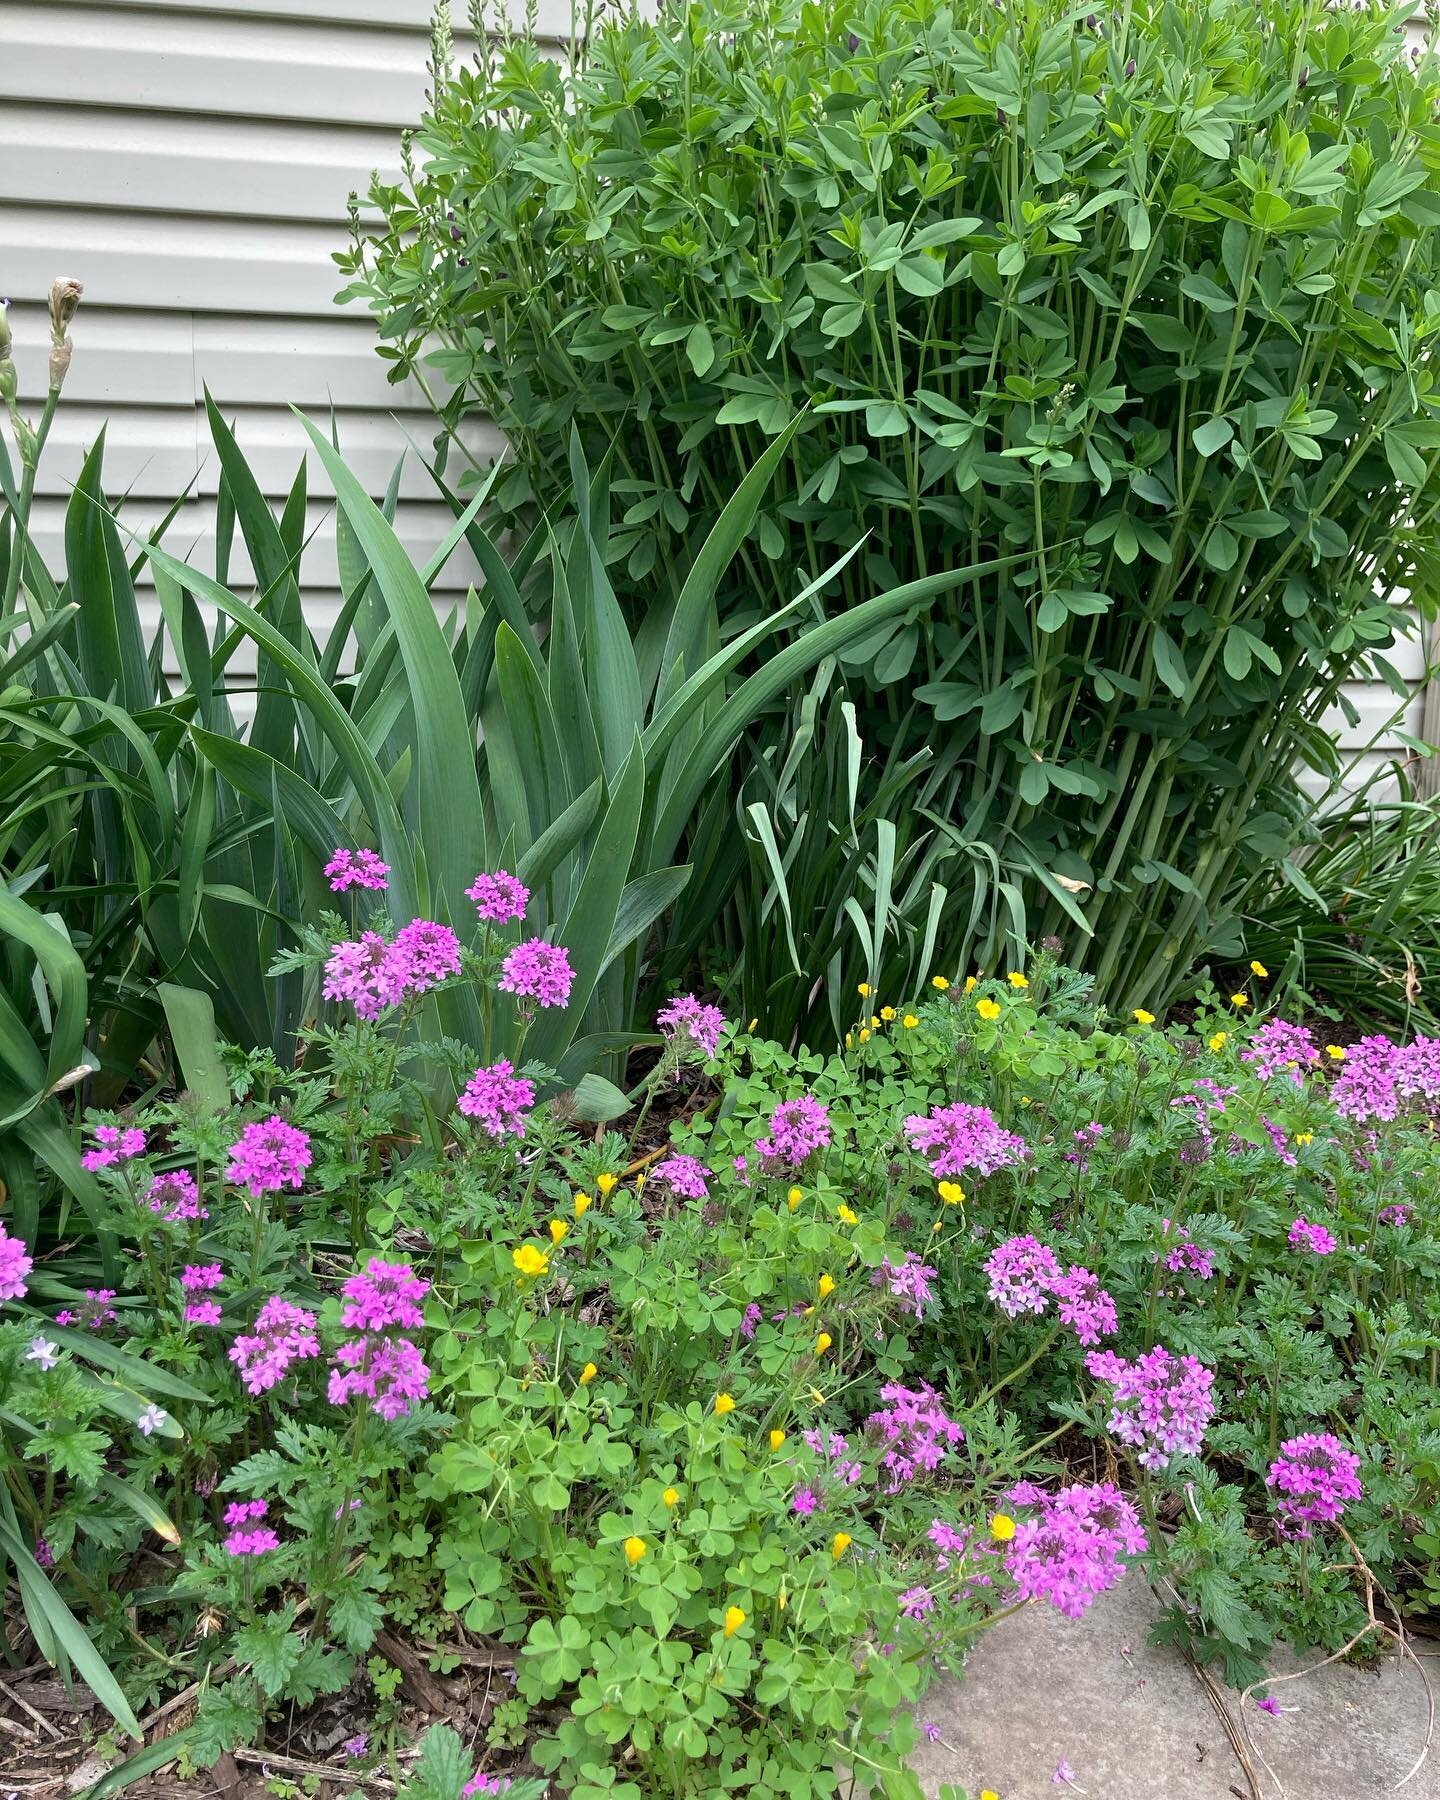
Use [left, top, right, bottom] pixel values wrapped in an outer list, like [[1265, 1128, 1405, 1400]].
[[865, 1380, 964, 1492], [182, 1264, 225, 1327], [1065, 1121, 1105, 1168], [739, 1302, 808, 1340], [499, 938, 574, 1009], [1266, 1432, 1363, 1538], [873, 1252, 940, 1321], [229, 1296, 320, 1394], [1288, 1216, 1337, 1256], [462, 1775, 511, 1797], [903, 1101, 1029, 1179], [146, 1170, 206, 1223], [323, 918, 462, 1019], [1379, 1203, 1413, 1228], [1049, 1266, 1119, 1347], [80, 1125, 146, 1171], [223, 1499, 280, 1557], [755, 1095, 833, 1172], [1003, 1481, 1147, 1619], [465, 869, 529, 925], [1160, 1220, 1214, 1281], [898, 1585, 936, 1621], [802, 1427, 863, 1488], [324, 846, 390, 892], [457, 1059, 535, 1138], [225, 1117, 312, 1197], [651, 1154, 712, 1199], [656, 993, 728, 1061], [1331, 1032, 1440, 1123], [392, 919, 463, 990], [55, 1289, 117, 1331], [1085, 1346, 1215, 1469], [329, 1257, 430, 1420], [1241, 1019, 1320, 1081], [0, 1221, 33, 1301], [984, 1235, 1061, 1317]]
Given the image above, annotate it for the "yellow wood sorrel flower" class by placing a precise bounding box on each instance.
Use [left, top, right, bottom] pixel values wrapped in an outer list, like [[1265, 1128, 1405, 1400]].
[[981, 1790, 1001, 1800], [624, 1537, 647, 1565], [662, 1487, 679, 1508], [815, 1332, 832, 1355], [817, 1273, 836, 1298], [880, 1005, 896, 1021], [548, 1219, 568, 1245], [1229, 992, 1250, 1008], [1208, 1030, 1228, 1052], [512, 1244, 549, 1278], [596, 1172, 618, 1196], [937, 1181, 964, 1206], [931, 974, 950, 991], [903, 1013, 919, 1029], [579, 1362, 597, 1385], [837, 1203, 858, 1225], [857, 982, 871, 997], [1133, 1008, 1155, 1025], [1326, 1044, 1346, 1061], [1250, 959, 1269, 978], [787, 1186, 803, 1211], [714, 1392, 736, 1415], [989, 1512, 1017, 1542], [723, 1605, 746, 1638], [1007, 971, 1028, 989], [963, 974, 978, 994], [858, 1028, 871, 1043], [976, 997, 1002, 1021], [574, 1192, 592, 1219], [769, 1428, 787, 1451], [831, 1532, 852, 1558]]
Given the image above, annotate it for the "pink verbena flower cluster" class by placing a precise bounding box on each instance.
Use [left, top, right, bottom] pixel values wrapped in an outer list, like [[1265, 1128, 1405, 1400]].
[[55, 1289, 117, 1331], [0, 1221, 33, 1301], [465, 869, 529, 925], [323, 919, 462, 1019], [1288, 1216, 1337, 1255], [651, 1154, 712, 1199], [1266, 1432, 1363, 1538], [1241, 1019, 1320, 1081], [146, 1170, 207, 1223], [229, 1296, 320, 1394], [223, 1499, 280, 1556], [739, 1302, 809, 1340], [182, 1262, 225, 1327], [802, 1427, 864, 1489], [1003, 1481, 1146, 1619], [1330, 1033, 1440, 1124], [324, 846, 390, 892], [457, 1059, 535, 1138], [755, 1095, 832, 1172], [873, 1252, 939, 1321], [1160, 1220, 1215, 1281], [225, 1117, 312, 1197], [498, 938, 574, 1009], [1085, 1345, 1215, 1469], [329, 1256, 430, 1420], [656, 993, 728, 1061], [80, 1125, 146, 1171], [903, 1101, 1029, 1179], [1064, 1121, 1105, 1167], [865, 1380, 964, 1492], [983, 1236, 1116, 1345], [462, 1775, 511, 1797]]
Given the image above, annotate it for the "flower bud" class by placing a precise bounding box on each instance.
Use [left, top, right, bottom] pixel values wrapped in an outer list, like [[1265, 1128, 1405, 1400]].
[[1124, 55, 1136, 77], [48, 276, 83, 341], [49, 340, 73, 391]]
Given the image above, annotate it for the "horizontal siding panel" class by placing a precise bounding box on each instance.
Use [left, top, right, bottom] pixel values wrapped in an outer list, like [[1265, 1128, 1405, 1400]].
[[68, 0, 574, 36], [7, 306, 195, 408], [2, 102, 400, 225]]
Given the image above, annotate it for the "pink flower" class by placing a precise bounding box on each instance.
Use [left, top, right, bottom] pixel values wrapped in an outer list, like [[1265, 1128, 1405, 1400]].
[[55, 1289, 117, 1332], [499, 938, 575, 1009], [340, 1258, 429, 1333], [0, 1222, 33, 1302], [223, 1500, 268, 1527], [181, 1263, 224, 1292], [328, 1333, 431, 1419], [1241, 1019, 1320, 1081], [323, 932, 409, 1020], [1256, 1697, 1282, 1718], [866, 1381, 963, 1492], [1005, 1482, 1146, 1620], [80, 1125, 146, 1171], [1085, 1345, 1215, 1470], [462, 1776, 511, 1797], [792, 1488, 818, 1516], [465, 870, 529, 925], [390, 918, 462, 992], [225, 1117, 312, 1197], [873, 1252, 939, 1321], [1379, 1203, 1413, 1228], [228, 1296, 320, 1394], [1160, 1220, 1214, 1281], [656, 994, 727, 1060], [651, 1154, 712, 1200], [224, 1524, 280, 1557], [146, 1170, 206, 1222], [185, 1300, 223, 1326], [897, 1585, 936, 1621], [903, 1101, 1028, 1178], [1048, 1266, 1117, 1347], [755, 1095, 832, 1172], [458, 1059, 535, 1138], [1332, 1035, 1401, 1123], [324, 847, 389, 892], [1288, 1216, 1337, 1256], [984, 1235, 1061, 1318], [1266, 1433, 1363, 1538]]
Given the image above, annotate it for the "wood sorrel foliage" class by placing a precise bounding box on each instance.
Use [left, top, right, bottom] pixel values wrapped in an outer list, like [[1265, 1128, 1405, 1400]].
[[346, 0, 1440, 1010]]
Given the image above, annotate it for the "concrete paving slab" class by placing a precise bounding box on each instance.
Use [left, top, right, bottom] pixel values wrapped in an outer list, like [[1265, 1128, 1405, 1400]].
[[909, 1575, 1438, 1800]]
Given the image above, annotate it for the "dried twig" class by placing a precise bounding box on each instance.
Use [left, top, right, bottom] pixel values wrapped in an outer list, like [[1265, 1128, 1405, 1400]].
[[0, 1677, 65, 1741], [231, 1747, 397, 1790]]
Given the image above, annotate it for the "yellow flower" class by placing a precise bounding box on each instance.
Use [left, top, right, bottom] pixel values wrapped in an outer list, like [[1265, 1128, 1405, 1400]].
[[769, 1429, 787, 1451], [1133, 1008, 1155, 1025], [549, 1219, 569, 1246], [831, 1532, 852, 1559], [1007, 971, 1029, 990], [512, 1244, 549, 1279], [574, 1192, 592, 1219], [903, 1013, 919, 1029], [1295, 1131, 1314, 1147], [662, 1487, 679, 1508], [723, 1605, 746, 1638], [747, 1018, 758, 1032], [963, 975, 978, 994], [858, 1028, 871, 1044], [938, 1180, 965, 1206], [932, 975, 950, 991], [845, 1032, 853, 1049], [857, 982, 871, 998], [579, 1362, 597, 1385], [1326, 1044, 1346, 1062], [976, 997, 1002, 1021], [714, 1392, 736, 1415], [1229, 992, 1250, 1008], [989, 1512, 1017, 1542], [787, 1186, 804, 1212], [870, 1014, 881, 1029], [809, 1386, 825, 1404], [635, 1172, 645, 1189], [932, 1220, 942, 1233], [815, 1332, 832, 1355], [1208, 1030, 1228, 1052], [624, 1536, 647, 1565], [837, 1203, 858, 1225], [1250, 959, 1269, 978], [818, 1273, 836, 1299], [778, 1584, 788, 1610], [981, 1791, 1001, 1800], [597, 1172, 618, 1197], [880, 1006, 896, 1022]]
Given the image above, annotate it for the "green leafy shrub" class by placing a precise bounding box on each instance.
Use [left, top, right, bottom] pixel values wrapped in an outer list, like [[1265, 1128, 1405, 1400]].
[[347, 0, 1440, 1010]]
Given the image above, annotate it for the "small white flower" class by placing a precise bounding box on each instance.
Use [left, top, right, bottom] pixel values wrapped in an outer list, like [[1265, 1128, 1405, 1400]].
[[136, 1404, 168, 1437], [25, 1337, 60, 1371]]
